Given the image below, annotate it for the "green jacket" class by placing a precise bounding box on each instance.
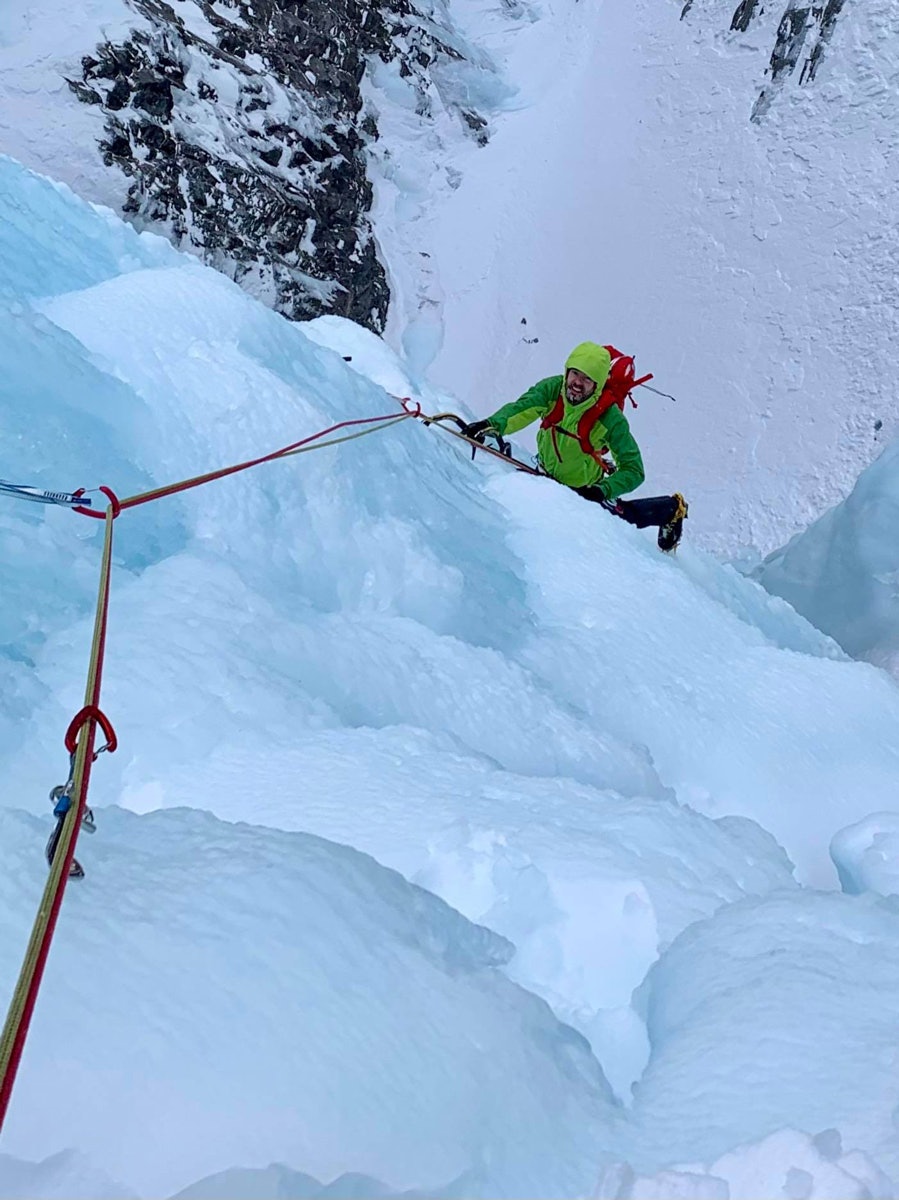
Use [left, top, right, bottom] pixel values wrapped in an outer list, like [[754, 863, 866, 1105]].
[[486, 343, 645, 499]]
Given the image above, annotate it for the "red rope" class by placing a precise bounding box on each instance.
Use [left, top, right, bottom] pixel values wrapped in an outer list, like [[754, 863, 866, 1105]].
[[73, 486, 121, 521], [0, 717, 102, 1128], [0, 509, 118, 1133], [72, 408, 417, 516], [1, 399, 423, 1136]]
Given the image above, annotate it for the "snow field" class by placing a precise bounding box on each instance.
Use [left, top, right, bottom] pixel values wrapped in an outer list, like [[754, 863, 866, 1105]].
[[373, 0, 899, 556]]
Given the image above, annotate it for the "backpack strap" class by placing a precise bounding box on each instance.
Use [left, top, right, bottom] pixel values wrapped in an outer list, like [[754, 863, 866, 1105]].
[[540, 392, 614, 468], [575, 395, 618, 467], [539, 394, 567, 463], [540, 349, 653, 467], [539, 395, 565, 430]]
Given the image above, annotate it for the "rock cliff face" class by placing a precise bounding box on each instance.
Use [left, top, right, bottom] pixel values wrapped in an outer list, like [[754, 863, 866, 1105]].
[[747, 0, 848, 118], [67, 0, 484, 329], [682, 0, 847, 119]]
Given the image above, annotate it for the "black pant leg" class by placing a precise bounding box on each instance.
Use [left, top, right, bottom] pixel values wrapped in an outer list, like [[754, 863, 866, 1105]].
[[616, 496, 681, 529]]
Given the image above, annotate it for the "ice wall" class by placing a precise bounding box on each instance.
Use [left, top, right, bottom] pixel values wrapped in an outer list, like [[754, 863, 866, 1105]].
[[4, 155, 899, 1191], [756, 438, 899, 674], [0, 807, 618, 1197], [628, 890, 899, 1182]]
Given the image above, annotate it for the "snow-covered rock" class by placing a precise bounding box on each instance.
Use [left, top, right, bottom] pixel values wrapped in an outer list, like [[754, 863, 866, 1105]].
[[0, 0, 503, 328], [685, 0, 850, 120]]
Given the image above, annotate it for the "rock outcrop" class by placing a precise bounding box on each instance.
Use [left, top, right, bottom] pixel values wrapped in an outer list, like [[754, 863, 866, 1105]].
[[68, 0, 487, 329], [681, 0, 848, 121]]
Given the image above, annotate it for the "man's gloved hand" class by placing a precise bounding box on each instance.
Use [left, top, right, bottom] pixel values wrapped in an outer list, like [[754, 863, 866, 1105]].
[[576, 485, 616, 510], [460, 418, 495, 442]]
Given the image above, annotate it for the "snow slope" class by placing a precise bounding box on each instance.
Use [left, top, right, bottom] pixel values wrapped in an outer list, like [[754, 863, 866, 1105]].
[[371, 0, 899, 557], [0, 0, 136, 211], [4, 156, 899, 1191], [5, 0, 897, 557]]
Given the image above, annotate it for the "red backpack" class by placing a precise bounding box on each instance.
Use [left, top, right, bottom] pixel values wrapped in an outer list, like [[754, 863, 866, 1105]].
[[539, 345, 652, 468]]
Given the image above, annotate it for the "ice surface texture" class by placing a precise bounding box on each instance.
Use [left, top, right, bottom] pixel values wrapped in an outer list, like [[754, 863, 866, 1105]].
[[757, 438, 899, 675], [0, 808, 617, 1197], [629, 890, 899, 1184], [3, 155, 899, 1193]]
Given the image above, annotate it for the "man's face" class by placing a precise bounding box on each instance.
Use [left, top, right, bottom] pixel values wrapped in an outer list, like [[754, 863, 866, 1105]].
[[566, 367, 597, 403]]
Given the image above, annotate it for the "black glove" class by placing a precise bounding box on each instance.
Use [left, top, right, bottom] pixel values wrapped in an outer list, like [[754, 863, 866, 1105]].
[[576, 485, 618, 511], [460, 418, 495, 442]]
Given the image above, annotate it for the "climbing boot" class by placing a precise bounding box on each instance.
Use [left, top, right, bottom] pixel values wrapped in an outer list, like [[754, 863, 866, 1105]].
[[658, 493, 688, 553]]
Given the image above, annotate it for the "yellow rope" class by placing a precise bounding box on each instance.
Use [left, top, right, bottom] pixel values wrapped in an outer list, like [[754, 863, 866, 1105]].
[[0, 409, 414, 1124], [0, 507, 115, 1113], [118, 415, 414, 509]]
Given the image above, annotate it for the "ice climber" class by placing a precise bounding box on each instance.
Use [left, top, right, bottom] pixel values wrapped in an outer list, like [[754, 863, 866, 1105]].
[[461, 341, 688, 552]]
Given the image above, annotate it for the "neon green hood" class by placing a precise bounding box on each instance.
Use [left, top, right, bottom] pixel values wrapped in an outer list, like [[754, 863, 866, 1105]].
[[564, 342, 611, 393]]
